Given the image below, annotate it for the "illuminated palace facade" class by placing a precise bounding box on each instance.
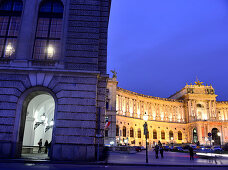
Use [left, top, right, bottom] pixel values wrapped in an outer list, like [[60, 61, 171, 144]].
[[105, 78, 228, 147]]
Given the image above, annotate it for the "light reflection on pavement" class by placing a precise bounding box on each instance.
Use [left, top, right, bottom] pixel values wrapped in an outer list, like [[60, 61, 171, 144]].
[[107, 151, 228, 165]]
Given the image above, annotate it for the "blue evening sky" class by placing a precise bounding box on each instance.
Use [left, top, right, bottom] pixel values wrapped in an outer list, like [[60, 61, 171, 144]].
[[107, 0, 228, 101]]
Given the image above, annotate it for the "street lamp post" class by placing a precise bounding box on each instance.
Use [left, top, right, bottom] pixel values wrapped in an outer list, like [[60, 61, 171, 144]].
[[143, 113, 148, 163]]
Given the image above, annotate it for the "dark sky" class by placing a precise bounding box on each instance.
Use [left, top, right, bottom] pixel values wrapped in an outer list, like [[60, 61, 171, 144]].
[[107, 0, 228, 101]]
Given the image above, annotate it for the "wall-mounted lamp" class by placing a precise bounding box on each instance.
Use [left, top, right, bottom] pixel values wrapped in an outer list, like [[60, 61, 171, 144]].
[[5, 43, 15, 57], [34, 113, 46, 130]]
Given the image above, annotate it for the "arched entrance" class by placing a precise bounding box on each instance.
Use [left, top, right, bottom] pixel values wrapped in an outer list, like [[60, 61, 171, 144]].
[[12, 87, 57, 158], [212, 128, 221, 146], [193, 128, 198, 143], [22, 94, 55, 156]]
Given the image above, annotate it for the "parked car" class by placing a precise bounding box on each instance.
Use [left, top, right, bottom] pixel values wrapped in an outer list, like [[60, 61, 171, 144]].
[[163, 145, 170, 151], [140, 146, 146, 150], [172, 146, 183, 152], [212, 146, 223, 152], [134, 146, 142, 152]]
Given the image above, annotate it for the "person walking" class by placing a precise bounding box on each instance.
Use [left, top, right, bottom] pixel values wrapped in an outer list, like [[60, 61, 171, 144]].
[[38, 139, 42, 153], [155, 144, 159, 159], [44, 140, 49, 154], [160, 146, 164, 158], [189, 146, 194, 160]]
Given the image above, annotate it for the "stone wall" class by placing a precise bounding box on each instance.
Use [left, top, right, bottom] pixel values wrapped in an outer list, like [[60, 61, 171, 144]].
[[0, 70, 100, 160]]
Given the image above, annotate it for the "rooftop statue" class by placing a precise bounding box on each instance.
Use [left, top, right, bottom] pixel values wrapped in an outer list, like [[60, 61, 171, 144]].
[[111, 70, 117, 79], [195, 77, 203, 86]]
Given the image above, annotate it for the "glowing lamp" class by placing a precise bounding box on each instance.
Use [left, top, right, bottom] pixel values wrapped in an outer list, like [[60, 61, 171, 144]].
[[50, 119, 54, 126], [5, 43, 15, 57], [47, 45, 55, 58], [41, 113, 46, 121], [143, 112, 148, 121], [217, 132, 221, 136]]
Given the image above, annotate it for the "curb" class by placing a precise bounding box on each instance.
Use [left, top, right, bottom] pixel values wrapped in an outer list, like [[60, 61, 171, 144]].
[[0, 159, 227, 167]]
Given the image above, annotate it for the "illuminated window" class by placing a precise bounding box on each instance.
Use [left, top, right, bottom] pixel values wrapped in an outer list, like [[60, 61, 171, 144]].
[[33, 0, 63, 60], [116, 125, 119, 136], [153, 130, 157, 139], [161, 130, 165, 140], [123, 126, 126, 137], [138, 129, 141, 138], [130, 127, 134, 137], [178, 131, 182, 140], [169, 130, 173, 140], [0, 0, 23, 58]]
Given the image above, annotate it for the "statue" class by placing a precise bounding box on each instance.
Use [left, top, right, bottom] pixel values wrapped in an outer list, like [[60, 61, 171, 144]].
[[195, 77, 203, 86], [111, 70, 117, 79]]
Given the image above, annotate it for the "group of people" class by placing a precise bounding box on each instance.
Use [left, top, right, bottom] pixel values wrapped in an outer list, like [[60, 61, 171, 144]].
[[154, 141, 195, 160], [38, 139, 51, 154], [154, 141, 164, 159]]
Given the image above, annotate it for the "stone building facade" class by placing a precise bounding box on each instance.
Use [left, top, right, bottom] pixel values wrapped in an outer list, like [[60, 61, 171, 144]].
[[105, 78, 228, 147], [0, 0, 111, 160]]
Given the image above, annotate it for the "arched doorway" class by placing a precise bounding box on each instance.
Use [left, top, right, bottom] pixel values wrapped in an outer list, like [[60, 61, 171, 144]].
[[22, 94, 55, 156], [212, 128, 221, 146], [193, 128, 198, 143], [12, 87, 57, 158]]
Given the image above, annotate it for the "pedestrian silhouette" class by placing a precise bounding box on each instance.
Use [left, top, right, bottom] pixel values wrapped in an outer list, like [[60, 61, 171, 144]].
[[160, 146, 164, 158], [189, 146, 194, 160], [38, 139, 42, 153], [44, 140, 49, 154], [155, 144, 159, 159]]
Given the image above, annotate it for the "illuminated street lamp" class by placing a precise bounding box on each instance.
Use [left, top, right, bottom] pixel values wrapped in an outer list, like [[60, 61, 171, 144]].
[[143, 112, 148, 163]]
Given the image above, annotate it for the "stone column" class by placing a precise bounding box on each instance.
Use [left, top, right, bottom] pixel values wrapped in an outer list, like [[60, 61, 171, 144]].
[[16, 0, 38, 60], [23, 116, 35, 146]]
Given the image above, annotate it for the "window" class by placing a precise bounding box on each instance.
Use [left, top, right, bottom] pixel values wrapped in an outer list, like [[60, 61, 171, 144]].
[[138, 129, 141, 138], [105, 129, 108, 137], [123, 126, 126, 137], [0, 0, 23, 58], [130, 127, 134, 137], [178, 131, 182, 140], [153, 130, 157, 139], [116, 125, 119, 136], [169, 130, 173, 140], [33, 0, 63, 60], [161, 130, 165, 140]]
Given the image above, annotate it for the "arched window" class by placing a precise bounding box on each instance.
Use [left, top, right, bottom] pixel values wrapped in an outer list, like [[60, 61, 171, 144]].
[[123, 126, 126, 137], [161, 130, 165, 140], [178, 131, 182, 140], [116, 125, 119, 136], [153, 129, 157, 139], [138, 128, 141, 138], [0, 0, 23, 58], [130, 127, 134, 137], [169, 130, 173, 140], [33, 0, 63, 60]]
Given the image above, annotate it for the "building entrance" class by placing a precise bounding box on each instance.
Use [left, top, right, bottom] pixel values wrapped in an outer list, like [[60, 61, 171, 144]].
[[21, 93, 55, 157], [212, 128, 221, 146], [193, 128, 198, 143]]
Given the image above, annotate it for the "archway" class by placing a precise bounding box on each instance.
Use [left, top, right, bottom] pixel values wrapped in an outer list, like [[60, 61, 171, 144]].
[[212, 128, 221, 146], [193, 128, 198, 143], [22, 94, 55, 157], [12, 87, 57, 159]]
